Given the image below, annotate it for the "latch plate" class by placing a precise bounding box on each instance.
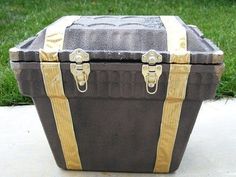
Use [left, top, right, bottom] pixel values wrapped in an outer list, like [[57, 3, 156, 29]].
[[142, 49, 162, 65], [69, 48, 89, 63], [69, 48, 90, 93], [142, 50, 163, 94]]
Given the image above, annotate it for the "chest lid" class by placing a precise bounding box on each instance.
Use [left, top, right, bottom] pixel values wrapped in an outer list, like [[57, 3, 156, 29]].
[[10, 16, 224, 94], [10, 15, 223, 64]]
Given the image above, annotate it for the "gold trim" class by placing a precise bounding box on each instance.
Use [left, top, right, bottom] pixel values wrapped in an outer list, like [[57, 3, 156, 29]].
[[39, 49, 59, 62], [43, 16, 81, 50], [69, 48, 91, 92], [154, 64, 191, 172], [141, 50, 163, 94], [40, 62, 82, 169], [212, 50, 224, 63], [160, 16, 187, 52], [9, 47, 20, 61], [154, 16, 191, 173], [142, 64, 162, 94], [70, 63, 90, 93], [170, 51, 190, 64], [40, 16, 82, 169]]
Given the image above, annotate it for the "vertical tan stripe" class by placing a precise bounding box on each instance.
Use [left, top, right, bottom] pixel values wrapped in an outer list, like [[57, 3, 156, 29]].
[[40, 16, 82, 169], [154, 16, 191, 173], [41, 63, 82, 169], [154, 64, 191, 172]]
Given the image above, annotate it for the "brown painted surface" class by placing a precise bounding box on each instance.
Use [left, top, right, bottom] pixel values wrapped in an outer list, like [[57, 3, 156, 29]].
[[11, 61, 223, 172]]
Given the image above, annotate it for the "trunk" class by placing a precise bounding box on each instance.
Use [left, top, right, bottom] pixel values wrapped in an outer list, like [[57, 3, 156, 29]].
[[10, 16, 224, 173]]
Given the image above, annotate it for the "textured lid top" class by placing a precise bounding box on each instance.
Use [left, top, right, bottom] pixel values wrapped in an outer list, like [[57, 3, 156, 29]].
[[10, 16, 223, 64]]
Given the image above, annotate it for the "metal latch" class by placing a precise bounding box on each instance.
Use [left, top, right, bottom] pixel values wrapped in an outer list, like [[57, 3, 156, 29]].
[[69, 48, 90, 93], [142, 50, 162, 94]]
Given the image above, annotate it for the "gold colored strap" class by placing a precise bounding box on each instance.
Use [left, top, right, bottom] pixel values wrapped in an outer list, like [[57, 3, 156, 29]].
[[154, 64, 191, 173], [40, 16, 82, 169], [39, 50, 58, 62], [40, 63, 82, 169], [160, 16, 187, 52], [154, 16, 191, 173], [44, 16, 80, 51], [170, 51, 190, 64]]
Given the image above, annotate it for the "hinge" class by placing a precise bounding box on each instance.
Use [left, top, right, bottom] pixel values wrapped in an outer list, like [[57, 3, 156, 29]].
[[142, 50, 163, 94], [69, 48, 90, 93]]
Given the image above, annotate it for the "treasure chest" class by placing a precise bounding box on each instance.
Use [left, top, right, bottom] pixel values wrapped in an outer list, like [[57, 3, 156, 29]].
[[10, 16, 224, 173]]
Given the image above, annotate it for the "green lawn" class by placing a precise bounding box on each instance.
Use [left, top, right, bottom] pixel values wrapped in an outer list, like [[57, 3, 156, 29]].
[[0, 0, 235, 105]]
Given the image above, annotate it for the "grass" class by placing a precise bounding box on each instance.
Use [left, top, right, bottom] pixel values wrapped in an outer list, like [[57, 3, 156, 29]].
[[0, 0, 235, 105]]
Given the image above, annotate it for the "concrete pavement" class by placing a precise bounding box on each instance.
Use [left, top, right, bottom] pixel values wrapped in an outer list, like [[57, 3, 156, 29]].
[[0, 99, 235, 177]]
